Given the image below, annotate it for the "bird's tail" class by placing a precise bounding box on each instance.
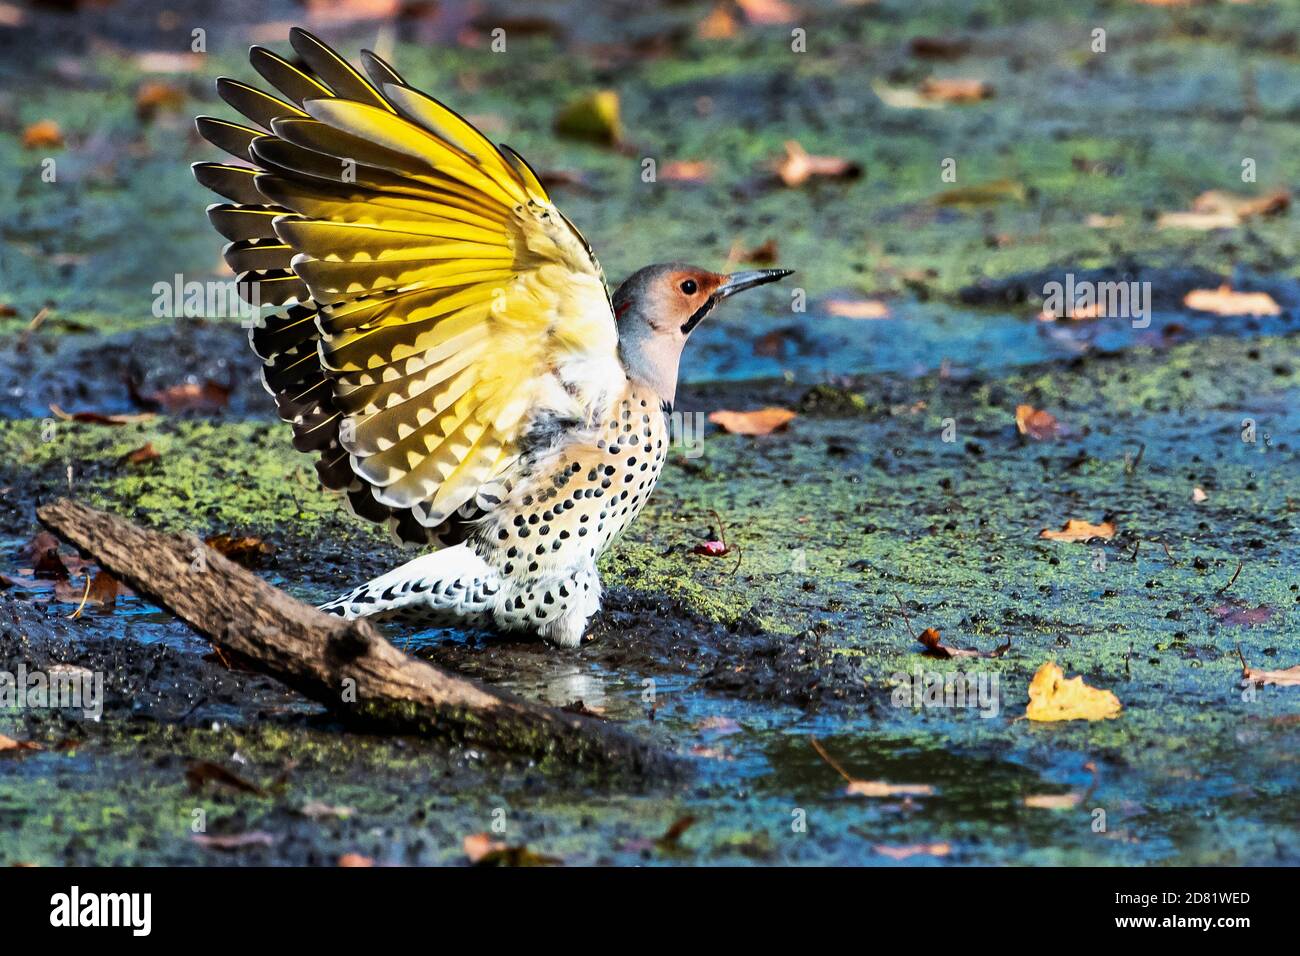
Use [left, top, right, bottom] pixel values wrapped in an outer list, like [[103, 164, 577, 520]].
[[318, 543, 500, 623]]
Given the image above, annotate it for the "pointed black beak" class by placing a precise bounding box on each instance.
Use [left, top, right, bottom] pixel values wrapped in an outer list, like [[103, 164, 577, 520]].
[[715, 268, 795, 299]]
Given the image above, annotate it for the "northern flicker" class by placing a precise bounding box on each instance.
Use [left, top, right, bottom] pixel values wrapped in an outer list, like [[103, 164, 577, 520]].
[[193, 29, 791, 646]]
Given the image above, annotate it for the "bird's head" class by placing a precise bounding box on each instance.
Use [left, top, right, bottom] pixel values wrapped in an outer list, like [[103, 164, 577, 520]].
[[613, 263, 793, 405]]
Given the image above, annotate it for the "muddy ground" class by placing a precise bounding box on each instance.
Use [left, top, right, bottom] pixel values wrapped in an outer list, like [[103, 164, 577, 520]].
[[0, 0, 1297, 865]]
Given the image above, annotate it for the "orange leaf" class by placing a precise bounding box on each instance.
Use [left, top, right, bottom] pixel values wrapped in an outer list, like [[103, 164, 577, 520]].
[[873, 842, 951, 860], [1025, 661, 1121, 722], [708, 407, 796, 435], [1183, 285, 1281, 316], [736, 0, 798, 25], [337, 852, 375, 867], [22, 120, 63, 150], [918, 78, 993, 103], [1039, 519, 1115, 542], [1015, 404, 1063, 440], [661, 160, 714, 183], [826, 298, 890, 319], [774, 140, 861, 188], [697, 3, 739, 39]]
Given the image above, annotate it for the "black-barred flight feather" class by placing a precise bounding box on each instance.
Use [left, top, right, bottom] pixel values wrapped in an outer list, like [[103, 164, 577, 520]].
[[193, 27, 792, 647]]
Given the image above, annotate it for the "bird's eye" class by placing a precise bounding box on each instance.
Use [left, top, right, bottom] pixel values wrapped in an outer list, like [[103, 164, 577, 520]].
[[680, 279, 698, 295]]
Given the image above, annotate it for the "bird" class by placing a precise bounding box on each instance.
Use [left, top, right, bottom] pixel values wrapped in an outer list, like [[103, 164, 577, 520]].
[[193, 28, 792, 647]]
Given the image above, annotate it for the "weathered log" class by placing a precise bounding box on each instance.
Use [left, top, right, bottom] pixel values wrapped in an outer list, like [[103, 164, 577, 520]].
[[37, 498, 663, 771]]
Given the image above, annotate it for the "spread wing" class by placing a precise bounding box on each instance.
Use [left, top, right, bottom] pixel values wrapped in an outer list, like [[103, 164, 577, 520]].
[[193, 29, 623, 545]]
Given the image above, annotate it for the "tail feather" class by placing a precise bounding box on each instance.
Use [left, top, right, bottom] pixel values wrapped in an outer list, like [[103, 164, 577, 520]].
[[318, 543, 499, 623]]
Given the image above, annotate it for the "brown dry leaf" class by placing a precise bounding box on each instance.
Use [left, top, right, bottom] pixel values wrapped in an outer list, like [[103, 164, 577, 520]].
[[1192, 189, 1289, 221], [193, 831, 277, 850], [1015, 404, 1063, 440], [1025, 661, 1121, 722], [463, 833, 561, 867], [826, 298, 890, 319], [1183, 285, 1281, 317], [728, 237, 780, 267], [185, 760, 264, 796], [22, 531, 72, 578], [205, 534, 276, 568], [774, 140, 862, 188], [873, 842, 951, 860], [22, 120, 64, 150], [1039, 519, 1115, 543], [554, 90, 621, 146], [909, 36, 972, 59], [736, 0, 798, 24], [697, 2, 739, 39], [56, 571, 128, 608], [0, 733, 42, 754], [337, 852, 375, 867], [49, 403, 157, 426], [918, 78, 993, 103], [125, 442, 161, 465], [135, 81, 187, 120], [661, 160, 714, 184], [917, 627, 1010, 660], [708, 407, 796, 435], [131, 379, 231, 414]]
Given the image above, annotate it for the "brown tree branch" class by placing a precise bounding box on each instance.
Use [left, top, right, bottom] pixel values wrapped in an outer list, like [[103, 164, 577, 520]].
[[37, 498, 664, 772]]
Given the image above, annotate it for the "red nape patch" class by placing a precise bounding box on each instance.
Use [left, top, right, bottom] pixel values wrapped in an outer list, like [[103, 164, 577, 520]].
[[615, 300, 631, 320]]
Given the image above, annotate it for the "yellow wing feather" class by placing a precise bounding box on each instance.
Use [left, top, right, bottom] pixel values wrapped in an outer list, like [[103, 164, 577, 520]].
[[194, 28, 621, 537]]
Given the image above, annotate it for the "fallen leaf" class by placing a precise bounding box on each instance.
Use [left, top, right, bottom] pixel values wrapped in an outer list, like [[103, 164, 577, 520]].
[[933, 178, 1026, 206], [1241, 665, 1300, 687], [132, 51, 204, 73], [708, 407, 796, 435], [22, 120, 63, 150], [185, 760, 264, 795], [1183, 285, 1281, 317], [917, 627, 1010, 660], [56, 570, 128, 608], [697, 2, 739, 39], [1210, 603, 1275, 627], [337, 852, 375, 867], [1156, 210, 1240, 231], [728, 237, 780, 266], [554, 90, 621, 146], [1025, 661, 1121, 722], [692, 539, 729, 557], [661, 160, 713, 183], [463, 833, 561, 867], [872, 842, 951, 860], [300, 801, 355, 820], [1015, 404, 1063, 440], [695, 716, 742, 735], [193, 831, 276, 850], [773, 140, 862, 188], [917, 77, 993, 103], [135, 81, 186, 120], [22, 531, 67, 578], [1191, 189, 1289, 221], [1192, 487, 1208, 504], [846, 780, 936, 798], [826, 298, 890, 319], [908, 36, 971, 59], [1023, 792, 1084, 810], [1085, 213, 1126, 229], [736, 0, 797, 24], [124, 442, 161, 465], [49, 403, 157, 426], [0, 734, 42, 754], [1039, 519, 1115, 542], [130, 379, 231, 414], [205, 534, 276, 568]]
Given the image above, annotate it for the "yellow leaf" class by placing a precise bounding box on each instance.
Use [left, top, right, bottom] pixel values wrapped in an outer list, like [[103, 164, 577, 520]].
[[1025, 662, 1121, 722], [554, 91, 621, 146], [1183, 285, 1281, 317], [1039, 518, 1115, 542]]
